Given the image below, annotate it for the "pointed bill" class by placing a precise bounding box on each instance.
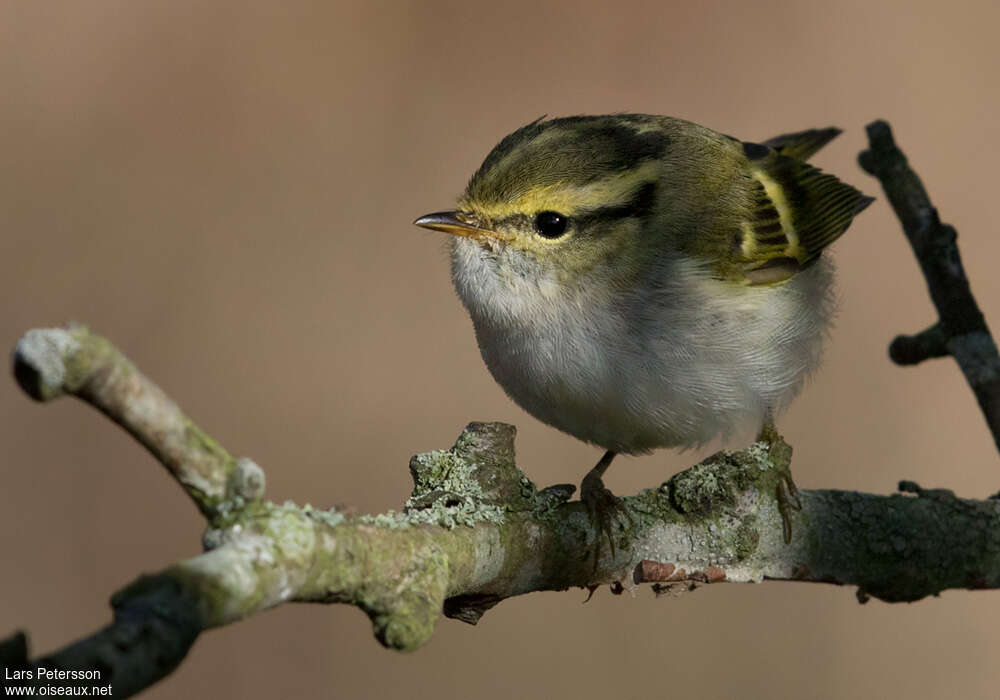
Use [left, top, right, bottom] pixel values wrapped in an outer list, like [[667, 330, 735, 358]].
[[413, 211, 511, 242]]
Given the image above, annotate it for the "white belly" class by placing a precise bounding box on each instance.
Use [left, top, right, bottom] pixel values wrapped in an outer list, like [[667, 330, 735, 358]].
[[453, 241, 834, 454]]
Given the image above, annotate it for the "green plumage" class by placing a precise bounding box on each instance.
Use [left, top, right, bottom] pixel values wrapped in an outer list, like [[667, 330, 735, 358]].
[[736, 129, 874, 285]]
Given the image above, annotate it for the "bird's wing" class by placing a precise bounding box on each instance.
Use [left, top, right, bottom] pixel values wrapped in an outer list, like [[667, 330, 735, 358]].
[[762, 127, 842, 162], [732, 142, 873, 286]]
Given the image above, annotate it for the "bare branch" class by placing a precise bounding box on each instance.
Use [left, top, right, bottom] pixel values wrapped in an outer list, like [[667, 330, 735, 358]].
[[889, 322, 949, 365], [859, 120, 1000, 451], [1, 578, 200, 697]]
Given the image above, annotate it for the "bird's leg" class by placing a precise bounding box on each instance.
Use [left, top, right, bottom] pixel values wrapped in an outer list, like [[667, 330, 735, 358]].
[[758, 417, 800, 543], [581, 450, 633, 572]]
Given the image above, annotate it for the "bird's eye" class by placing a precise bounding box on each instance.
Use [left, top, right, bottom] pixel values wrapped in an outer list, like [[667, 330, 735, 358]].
[[534, 211, 569, 239]]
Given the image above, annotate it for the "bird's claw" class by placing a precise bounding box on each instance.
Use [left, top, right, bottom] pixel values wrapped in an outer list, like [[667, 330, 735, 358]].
[[581, 471, 633, 572], [775, 468, 801, 544], [757, 419, 800, 544]]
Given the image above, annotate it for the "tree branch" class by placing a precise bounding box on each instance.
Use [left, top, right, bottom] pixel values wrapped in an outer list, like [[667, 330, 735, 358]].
[[8, 328, 1000, 698], [12, 325, 264, 518], [859, 120, 1000, 450], [6, 120, 1000, 698]]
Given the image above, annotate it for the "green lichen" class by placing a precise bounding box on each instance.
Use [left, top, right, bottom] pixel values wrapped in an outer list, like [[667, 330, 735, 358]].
[[358, 500, 504, 530], [183, 417, 236, 475], [175, 415, 238, 516], [512, 475, 575, 521], [358, 545, 449, 651], [668, 454, 741, 518], [358, 447, 506, 530], [410, 450, 468, 492], [214, 495, 246, 520], [453, 429, 479, 453], [734, 515, 760, 560], [60, 326, 113, 393], [665, 440, 785, 520], [302, 502, 346, 529], [629, 485, 684, 533], [611, 439, 786, 563], [745, 441, 773, 472]]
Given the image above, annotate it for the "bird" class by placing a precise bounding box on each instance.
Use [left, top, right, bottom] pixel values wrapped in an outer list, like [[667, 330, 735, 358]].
[[414, 114, 872, 560]]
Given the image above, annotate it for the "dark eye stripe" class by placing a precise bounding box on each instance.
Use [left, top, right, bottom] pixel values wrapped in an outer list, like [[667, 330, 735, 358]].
[[575, 181, 658, 226], [494, 213, 532, 229]]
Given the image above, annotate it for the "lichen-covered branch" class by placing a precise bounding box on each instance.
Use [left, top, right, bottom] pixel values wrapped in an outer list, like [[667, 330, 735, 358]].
[[859, 120, 1000, 450], [6, 398, 1000, 699], [7, 120, 1000, 698], [11, 325, 264, 518]]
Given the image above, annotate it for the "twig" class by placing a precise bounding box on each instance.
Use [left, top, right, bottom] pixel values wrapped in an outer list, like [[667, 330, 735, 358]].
[[11, 325, 264, 518], [859, 120, 1000, 451]]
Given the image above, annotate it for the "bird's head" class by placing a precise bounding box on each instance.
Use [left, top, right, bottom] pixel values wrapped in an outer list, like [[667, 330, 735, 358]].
[[415, 115, 670, 285]]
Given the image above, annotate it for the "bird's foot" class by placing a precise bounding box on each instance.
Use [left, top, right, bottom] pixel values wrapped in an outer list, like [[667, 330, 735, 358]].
[[757, 421, 801, 543], [775, 469, 802, 544], [581, 466, 633, 573]]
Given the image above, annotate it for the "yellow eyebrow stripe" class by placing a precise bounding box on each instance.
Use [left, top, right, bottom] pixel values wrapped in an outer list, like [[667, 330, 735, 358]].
[[464, 160, 661, 220]]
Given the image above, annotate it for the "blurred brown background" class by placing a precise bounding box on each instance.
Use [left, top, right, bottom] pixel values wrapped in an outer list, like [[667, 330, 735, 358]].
[[2, 1, 999, 698]]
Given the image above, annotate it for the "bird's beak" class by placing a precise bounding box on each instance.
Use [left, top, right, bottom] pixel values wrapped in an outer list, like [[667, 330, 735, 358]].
[[413, 211, 509, 242]]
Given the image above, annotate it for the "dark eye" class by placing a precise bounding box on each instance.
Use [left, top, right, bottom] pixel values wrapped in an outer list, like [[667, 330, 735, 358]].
[[534, 211, 569, 239]]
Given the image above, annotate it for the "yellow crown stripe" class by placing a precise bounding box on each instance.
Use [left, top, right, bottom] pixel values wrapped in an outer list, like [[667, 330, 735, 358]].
[[466, 161, 661, 220]]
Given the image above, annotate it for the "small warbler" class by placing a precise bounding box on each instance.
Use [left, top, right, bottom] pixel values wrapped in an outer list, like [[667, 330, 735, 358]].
[[415, 114, 871, 552]]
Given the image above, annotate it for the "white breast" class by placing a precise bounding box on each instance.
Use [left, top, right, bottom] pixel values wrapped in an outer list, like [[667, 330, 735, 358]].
[[451, 238, 834, 454]]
